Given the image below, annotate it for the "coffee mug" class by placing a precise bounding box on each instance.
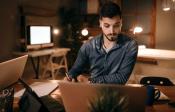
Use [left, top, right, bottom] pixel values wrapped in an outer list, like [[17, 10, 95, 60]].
[[146, 85, 160, 106]]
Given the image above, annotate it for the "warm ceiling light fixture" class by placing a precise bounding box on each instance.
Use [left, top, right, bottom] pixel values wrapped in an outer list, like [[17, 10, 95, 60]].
[[129, 0, 143, 35], [81, 28, 89, 36], [53, 28, 60, 35], [133, 26, 143, 34], [163, 7, 170, 11], [162, 0, 171, 11], [129, 25, 143, 34]]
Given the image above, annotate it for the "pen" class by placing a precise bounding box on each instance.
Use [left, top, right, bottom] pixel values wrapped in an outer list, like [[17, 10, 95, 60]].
[[65, 72, 69, 78], [65, 72, 78, 82], [65, 72, 72, 81]]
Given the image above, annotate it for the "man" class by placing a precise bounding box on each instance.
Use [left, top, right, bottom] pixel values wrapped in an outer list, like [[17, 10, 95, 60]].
[[65, 1, 138, 84]]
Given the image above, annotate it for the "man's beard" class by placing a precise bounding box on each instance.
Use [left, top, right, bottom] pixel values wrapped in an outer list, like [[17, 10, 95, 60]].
[[104, 34, 118, 41]]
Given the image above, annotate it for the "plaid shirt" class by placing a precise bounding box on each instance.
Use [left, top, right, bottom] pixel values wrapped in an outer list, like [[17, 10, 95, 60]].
[[69, 33, 138, 84]]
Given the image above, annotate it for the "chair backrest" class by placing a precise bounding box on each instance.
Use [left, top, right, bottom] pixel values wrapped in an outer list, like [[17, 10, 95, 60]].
[[48, 48, 70, 62], [41, 48, 70, 79], [49, 49, 69, 65], [140, 76, 174, 86]]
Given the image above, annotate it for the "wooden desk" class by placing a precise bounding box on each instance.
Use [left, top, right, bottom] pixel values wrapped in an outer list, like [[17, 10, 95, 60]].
[[13, 80, 63, 112], [138, 48, 175, 60], [14, 48, 70, 79], [146, 86, 175, 112], [14, 80, 175, 112]]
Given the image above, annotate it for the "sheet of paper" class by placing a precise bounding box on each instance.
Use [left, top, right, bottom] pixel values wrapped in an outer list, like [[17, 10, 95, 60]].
[[14, 81, 58, 97], [159, 91, 170, 100]]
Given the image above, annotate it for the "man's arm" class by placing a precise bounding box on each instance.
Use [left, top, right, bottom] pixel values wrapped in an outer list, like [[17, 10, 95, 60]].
[[68, 44, 89, 79]]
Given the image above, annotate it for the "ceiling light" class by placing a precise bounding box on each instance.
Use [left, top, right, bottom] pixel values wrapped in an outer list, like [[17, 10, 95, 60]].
[[81, 28, 89, 36], [133, 26, 143, 34], [53, 28, 60, 35], [163, 7, 171, 11], [162, 0, 171, 11]]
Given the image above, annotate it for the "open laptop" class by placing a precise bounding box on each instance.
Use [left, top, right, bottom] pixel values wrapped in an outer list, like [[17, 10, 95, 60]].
[[0, 55, 28, 90], [59, 82, 147, 112]]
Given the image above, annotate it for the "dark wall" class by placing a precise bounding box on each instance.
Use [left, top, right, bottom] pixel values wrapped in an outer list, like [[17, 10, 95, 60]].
[[0, 0, 86, 62], [0, 0, 19, 62], [156, 0, 175, 50], [0, 0, 87, 79]]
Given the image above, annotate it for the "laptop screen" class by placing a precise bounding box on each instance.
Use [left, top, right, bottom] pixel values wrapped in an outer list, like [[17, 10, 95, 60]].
[[0, 55, 28, 90], [59, 82, 147, 112]]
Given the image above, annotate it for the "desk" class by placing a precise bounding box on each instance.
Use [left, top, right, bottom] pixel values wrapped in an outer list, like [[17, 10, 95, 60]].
[[138, 48, 175, 60], [13, 80, 175, 112], [13, 80, 63, 112], [14, 48, 70, 79], [146, 86, 175, 112]]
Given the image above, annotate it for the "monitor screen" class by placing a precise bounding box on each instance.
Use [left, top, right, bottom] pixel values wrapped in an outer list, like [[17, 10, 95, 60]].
[[26, 25, 53, 50], [28, 26, 52, 45]]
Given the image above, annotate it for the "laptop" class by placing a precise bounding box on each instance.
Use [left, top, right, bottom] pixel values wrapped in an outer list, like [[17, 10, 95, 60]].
[[0, 55, 28, 90], [59, 82, 147, 112]]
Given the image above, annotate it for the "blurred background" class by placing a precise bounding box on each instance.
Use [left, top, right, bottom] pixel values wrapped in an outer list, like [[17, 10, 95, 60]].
[[0, 0, 175, 83]]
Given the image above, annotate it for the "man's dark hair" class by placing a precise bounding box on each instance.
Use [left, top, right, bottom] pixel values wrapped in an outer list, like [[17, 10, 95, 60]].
[[99, 1, 121, 19]]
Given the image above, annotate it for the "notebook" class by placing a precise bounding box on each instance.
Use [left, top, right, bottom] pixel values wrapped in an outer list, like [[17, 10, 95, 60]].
[[14, 81, 58, 97], [0, 55, 28, 90], [59, 82, 147, 112], [17, 79, 62, 112]]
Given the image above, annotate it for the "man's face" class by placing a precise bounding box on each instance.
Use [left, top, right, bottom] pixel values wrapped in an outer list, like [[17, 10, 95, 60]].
[[99, 16, 122, 41]]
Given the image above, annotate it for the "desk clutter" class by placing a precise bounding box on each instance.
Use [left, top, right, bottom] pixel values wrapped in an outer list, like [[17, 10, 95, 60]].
[[0, 88, 14, 112], [15, 79, 64, 112], [127, 84, 170, 101], [15, 81, 58, 97], [6, 81, 175, 112], [18, 88, 64, 112]]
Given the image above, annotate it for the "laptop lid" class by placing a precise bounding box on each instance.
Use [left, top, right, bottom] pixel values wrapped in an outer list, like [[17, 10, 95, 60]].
[[0, 55, 28, 90], [59, 82, 147, 112]]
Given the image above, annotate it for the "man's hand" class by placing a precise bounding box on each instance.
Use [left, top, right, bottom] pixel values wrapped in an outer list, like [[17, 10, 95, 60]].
[[63, 73, 90, 83], [63, 76, 77, 82], [63, 72, 77, 82]]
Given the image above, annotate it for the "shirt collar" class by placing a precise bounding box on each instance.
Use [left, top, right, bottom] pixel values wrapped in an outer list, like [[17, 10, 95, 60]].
[[95, 34, 123, 51]]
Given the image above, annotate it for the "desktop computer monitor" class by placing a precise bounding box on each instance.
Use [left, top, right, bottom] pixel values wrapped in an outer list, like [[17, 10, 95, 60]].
[[26, 25, 54, 50]]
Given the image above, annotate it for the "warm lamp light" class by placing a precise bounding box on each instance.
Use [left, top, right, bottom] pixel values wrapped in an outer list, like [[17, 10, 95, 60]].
[[163, 7, 171, 11], [53, 28, 60, 35], [162, 0, 171, 11], [81, 28, 89, 36], [133, 26, 143, 34]]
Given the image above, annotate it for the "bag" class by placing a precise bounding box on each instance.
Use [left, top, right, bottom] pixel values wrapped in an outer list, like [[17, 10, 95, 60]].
[[18, 88, 50, 112]]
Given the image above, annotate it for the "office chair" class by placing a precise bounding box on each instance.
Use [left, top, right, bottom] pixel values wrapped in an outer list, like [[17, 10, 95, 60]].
[[42, 48, 70, 79], [140, 76, 174, 86]]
